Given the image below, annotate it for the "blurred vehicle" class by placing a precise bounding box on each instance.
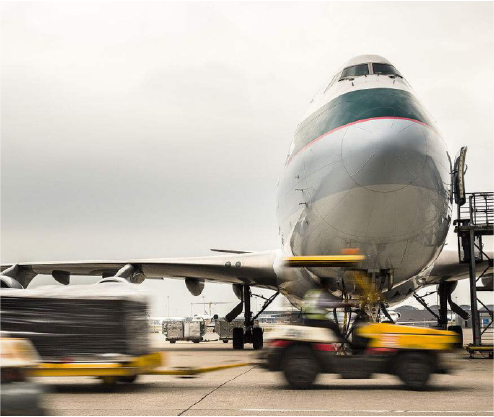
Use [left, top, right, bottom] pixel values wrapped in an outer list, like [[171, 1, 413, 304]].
[[1, 336, 45, 416], [259, 322, 458, 390]]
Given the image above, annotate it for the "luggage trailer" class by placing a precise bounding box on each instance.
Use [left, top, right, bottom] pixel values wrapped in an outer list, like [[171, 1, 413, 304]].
[[19, 343, 252, 386]]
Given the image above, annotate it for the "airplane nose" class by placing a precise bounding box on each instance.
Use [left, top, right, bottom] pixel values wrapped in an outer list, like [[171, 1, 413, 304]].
[[342, 119, 428, 192]]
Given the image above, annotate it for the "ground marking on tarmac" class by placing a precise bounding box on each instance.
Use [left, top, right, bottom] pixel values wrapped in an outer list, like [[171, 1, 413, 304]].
[[242, 410, 494, 414], [178, 366, 256, 416]]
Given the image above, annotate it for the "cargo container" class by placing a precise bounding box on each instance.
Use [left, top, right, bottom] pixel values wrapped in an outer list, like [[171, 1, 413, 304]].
[[164, 318, 205, 343]]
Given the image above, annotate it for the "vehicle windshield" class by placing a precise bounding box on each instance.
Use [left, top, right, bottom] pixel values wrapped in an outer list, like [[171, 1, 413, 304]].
[[340, 64, 369, 79], [372, 63, 402, 77]]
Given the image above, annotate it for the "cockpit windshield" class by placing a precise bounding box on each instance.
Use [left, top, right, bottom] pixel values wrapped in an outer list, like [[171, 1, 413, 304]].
[[340, 64, 369, 79], [372, 63, 402, 78]]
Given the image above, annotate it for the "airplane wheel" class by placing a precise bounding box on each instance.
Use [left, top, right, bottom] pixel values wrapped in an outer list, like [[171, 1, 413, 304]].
[[223, 339, 229, 343], [447, 325, 463, 348], [170, 340, 176, 344], [233, 327, 244, 350], [282, 345, 319, 389], [253, 327, 263, 350]]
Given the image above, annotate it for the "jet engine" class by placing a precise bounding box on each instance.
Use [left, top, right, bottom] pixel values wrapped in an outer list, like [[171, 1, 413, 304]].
[[97, 277, 132, 285], [0, 275, 24, 289], [97, 264, 146, 284], [0, 264, 37, 289], [185, 278, 205, 296]]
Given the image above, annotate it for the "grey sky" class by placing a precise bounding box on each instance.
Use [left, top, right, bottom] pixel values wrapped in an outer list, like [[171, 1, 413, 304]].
[[1, 1, 493, 315]]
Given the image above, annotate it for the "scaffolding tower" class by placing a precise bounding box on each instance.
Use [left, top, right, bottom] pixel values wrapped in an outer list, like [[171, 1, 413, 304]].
[[454, 189, 493, 356]]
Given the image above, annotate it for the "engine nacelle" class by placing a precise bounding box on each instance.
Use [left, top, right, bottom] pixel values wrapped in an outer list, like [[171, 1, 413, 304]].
[[97, 277, 132, 285], [103, 264, 146, 284], [0, 275, 24, 289], [185, 278, 205, 296]]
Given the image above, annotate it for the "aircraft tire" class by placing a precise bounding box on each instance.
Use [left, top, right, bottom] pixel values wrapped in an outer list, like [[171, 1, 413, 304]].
[[396, 352, 432, 391], [170, 340, 176, 344], [222, 339, 229, 343], [447, 325, 463, 348], [252, 327, 263, 350], [233, 327, 244, 350], [281, 345, 319, 389]]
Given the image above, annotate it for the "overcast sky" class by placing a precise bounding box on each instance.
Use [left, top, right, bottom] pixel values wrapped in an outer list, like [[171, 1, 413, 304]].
[[1, 1, 493, 315]]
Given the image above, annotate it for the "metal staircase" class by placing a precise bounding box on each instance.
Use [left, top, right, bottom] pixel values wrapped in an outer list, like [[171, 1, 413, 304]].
[[453, 149, 493, 357]]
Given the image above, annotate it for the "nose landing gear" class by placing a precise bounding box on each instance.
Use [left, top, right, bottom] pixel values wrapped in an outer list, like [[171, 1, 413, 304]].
[[228, 285, 279, 350]]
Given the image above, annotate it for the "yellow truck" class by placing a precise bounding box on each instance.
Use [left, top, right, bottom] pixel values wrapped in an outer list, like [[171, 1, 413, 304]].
[[259, 322, 459, 390]]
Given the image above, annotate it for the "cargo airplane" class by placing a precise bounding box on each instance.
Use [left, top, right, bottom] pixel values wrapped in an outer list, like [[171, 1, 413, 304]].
[[2, 55, 491, 348]]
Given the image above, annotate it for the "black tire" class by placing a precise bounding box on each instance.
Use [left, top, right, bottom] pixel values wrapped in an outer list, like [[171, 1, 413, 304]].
[[396, 352, 433, 391], [233, 327, 244, 350], [170, 340, 176, 344], [447, 325, 463, 348], [193, 340, 200, 343], [223, 339, 229, 343], [119, 375, 138, 383], [281, 345, 319, 389], [252, 327, 263, 350]]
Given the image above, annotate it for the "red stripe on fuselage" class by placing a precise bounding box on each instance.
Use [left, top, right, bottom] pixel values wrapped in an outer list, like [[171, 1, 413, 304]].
[[287, 116, 434, 165]]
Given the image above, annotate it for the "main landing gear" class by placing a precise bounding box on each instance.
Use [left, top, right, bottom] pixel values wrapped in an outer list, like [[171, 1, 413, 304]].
[[413, 281, 468, 348], [226, 285, 279, 350]]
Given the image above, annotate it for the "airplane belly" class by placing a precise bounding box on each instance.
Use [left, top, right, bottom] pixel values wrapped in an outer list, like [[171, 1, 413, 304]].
[[279, 118, 451, 287]]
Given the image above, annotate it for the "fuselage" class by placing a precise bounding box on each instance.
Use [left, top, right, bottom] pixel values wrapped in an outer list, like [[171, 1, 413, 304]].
[[276, 55, 452, 304]]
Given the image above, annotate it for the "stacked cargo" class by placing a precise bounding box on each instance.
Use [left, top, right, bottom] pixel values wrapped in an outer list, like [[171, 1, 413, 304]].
[[164, 319, 204, 343], [0, 284, 150, 362]]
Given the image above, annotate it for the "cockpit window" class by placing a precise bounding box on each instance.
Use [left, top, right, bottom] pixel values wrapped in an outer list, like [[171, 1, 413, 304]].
[[340, 64, 369, 79], [372, 63, 402, 78]]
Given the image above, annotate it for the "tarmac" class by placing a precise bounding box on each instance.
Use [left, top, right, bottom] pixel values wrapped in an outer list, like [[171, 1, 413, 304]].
[[37, 333, 494, 416]]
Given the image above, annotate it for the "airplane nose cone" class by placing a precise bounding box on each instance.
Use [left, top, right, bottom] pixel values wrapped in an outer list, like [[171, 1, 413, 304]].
[[342, 119, 428, 192]]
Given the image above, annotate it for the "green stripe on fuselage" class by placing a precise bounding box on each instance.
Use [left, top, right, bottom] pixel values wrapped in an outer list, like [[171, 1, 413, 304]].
[[291, 88, 436, 159]]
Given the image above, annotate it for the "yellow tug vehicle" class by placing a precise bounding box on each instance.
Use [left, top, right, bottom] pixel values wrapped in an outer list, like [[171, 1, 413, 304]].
[[260, 322, 459, 391]]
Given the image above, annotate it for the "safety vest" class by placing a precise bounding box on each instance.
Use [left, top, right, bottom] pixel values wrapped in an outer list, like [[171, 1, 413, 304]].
[[301, 289, 328, 320]]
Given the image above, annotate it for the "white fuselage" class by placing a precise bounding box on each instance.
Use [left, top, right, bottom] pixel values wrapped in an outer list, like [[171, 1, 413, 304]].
[[276, 56, 451, 304]]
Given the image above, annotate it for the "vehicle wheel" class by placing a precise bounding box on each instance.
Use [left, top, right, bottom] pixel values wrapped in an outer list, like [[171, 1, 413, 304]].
[[447, 325, 463, 348], [281, 345, 319, 389], [223, 339, 229, 343], [253, 327, 263, 350], [100, 376, 118, 386], [193, 340, 200, 343], [119, 375, 138, 383], [170, 340, 176, 344], [233, 327, 244, 350], [396, 352, 432, 391]]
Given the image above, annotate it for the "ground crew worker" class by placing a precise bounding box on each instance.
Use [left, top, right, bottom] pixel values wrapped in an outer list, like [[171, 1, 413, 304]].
[[301, 288, 348, 341]]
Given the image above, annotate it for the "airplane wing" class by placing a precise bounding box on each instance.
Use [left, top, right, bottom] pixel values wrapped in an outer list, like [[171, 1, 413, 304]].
[[0, 250, 280, 289], [427, 248, 493, 284]]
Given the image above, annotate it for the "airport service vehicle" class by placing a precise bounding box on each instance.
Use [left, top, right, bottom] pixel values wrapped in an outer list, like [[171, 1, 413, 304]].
[[1, 337, 46, 416], [2, 55, 492, 351], [165, 319, 205, 343], [260, 323, 458, 390]]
